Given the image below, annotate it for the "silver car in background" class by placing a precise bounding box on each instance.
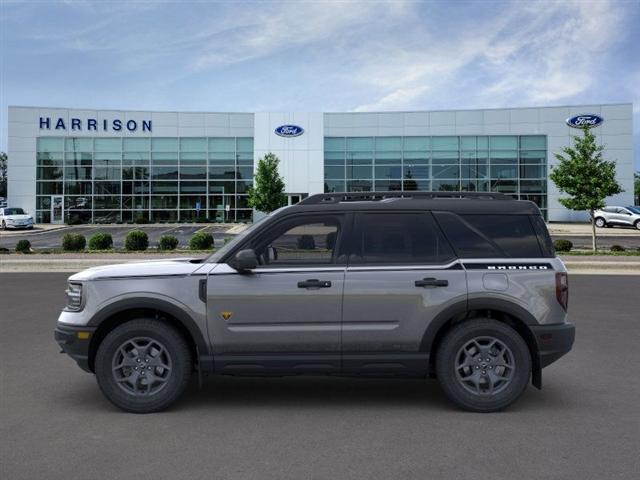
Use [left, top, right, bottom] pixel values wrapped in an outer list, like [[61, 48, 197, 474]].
[[594, 206, 640, 229]]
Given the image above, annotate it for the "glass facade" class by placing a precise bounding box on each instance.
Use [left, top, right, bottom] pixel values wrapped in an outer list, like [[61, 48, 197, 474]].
[[36, 137, 254, 223], [324, 135, 547, 217]]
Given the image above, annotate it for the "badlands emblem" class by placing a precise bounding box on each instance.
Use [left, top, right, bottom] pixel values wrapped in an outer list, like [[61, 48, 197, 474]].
[[220, 311, 233, 321]]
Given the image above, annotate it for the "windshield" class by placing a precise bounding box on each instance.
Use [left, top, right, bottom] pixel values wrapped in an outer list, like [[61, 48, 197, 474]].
[[3, 208, 25, 215], [626, 206, 640, 214], [206, 208, 287, 263]]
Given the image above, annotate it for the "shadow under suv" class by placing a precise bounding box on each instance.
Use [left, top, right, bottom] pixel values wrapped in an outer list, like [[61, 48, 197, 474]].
[[55, 191, 575, 413]]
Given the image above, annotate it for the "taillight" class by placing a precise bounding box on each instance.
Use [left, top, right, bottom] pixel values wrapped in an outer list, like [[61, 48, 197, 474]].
[[555, 272, 569, 311]]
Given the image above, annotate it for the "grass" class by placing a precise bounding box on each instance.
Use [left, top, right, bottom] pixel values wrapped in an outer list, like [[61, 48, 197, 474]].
[[558, 250, 640, 256], [5, 247, 216, 255]]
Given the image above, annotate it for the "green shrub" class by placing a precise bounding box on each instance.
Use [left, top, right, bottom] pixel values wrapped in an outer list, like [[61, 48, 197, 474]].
[[189, 231, 214, 250], [158, 235, 179, 251], [297, 234, 316, 250], [125, 230, 149, 251], [610, 244, 625, 252], [553, 239, 573, 252], [88, 232, 113, 250], [62, 233, 86, 252], [134, 215, 149, 224], [15, 239, 31, 253]]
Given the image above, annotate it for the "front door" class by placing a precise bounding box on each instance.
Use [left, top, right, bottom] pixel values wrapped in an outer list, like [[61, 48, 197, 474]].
[[341, 212, 468, 374], [207, 213, 347, 374], [51, 195, 64, 224]]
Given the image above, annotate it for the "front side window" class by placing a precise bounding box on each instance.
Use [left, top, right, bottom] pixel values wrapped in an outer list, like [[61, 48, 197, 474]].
[[351, 212, 455, 265], [251, 216, 342, 267]]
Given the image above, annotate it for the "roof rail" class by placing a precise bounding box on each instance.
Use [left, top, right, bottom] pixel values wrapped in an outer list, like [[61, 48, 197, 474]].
[[299, 191, 509, 205]]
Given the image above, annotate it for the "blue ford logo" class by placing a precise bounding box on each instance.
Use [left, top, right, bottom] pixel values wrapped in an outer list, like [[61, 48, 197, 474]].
[[566, 114, 604, 129], [275, 125, 304, 137]]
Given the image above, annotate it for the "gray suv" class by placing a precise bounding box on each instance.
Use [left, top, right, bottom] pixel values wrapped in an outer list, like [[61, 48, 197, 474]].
[[594, 206, 640, 229], [55, 192, 575, 413]]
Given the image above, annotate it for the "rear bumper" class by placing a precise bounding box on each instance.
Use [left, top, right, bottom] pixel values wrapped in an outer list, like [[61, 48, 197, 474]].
[[54, 323, 96, 373], [531, 322, 575, 368]]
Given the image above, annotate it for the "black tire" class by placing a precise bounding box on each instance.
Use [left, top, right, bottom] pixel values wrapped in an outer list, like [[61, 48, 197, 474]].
[[95, 319, 192, 413], [436, 319, 531, 412], [1, 221, 5, 230], [635, 220, 640, 230], [594, 217, 606, 228]]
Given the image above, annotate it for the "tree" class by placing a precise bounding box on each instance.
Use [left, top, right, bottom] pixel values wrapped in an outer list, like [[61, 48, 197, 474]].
[[634, 172, 640, 205], [0, 152, 7, 198], [247, 152, 287, 213], [549, 128, 623, 252]]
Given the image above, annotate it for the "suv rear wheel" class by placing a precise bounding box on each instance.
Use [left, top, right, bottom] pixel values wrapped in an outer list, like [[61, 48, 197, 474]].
[[95, 319, 192, 413], [436, 319, 531, 412]]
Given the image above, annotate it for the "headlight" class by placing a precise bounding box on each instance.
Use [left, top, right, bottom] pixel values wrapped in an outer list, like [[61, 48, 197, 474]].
[[65, 282, 84, 311]]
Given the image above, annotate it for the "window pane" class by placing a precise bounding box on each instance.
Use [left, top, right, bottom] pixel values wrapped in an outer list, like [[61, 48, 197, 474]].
[[124, 138, 150, 152], [403, 180, 430, 191], [209, 181, 235, 194], [180, 181, 207, 194], [324, 180, 345, 192], [93, 167, 120, 180], [403, 137, 429, 150], [432, 180, 460, 191], [324, 151, 345, 166], [37, 152, 63, 165], [37, 182, 64, 195], [403, 151, 429, 164], [38, 137, 64, 152], [65, 138, 93, 151], [180, 138, 206, 152], [352, 213, 454, 264], [374, 180, 402, 191], [325, 137, 345, 151], [490, 136, 518, 150], [462, 214, 542, 257], [347, 180, 372, 191], [375, 165, 402, 178], [520, 135, 546, 150], [434, 211, 501, 258], [460, 137, 476, 150], [236, 137, 254, 152], [433, 165, 459, 179], [151, 152, 179, 164], [151, 167, 178, 179], [375, 151, 401, 164], [403, 165, 429, 178], [347, 137, 373, 151], [324, 166, 344, 179], [490, 165, 517, 179], [152, 138, 179, 151], [94, 138, 121, 152], [375, 137, 402, 151], [37, 166, 63, 180], [520, 164, 546, 178], [209, 138, 235, 152], [432, 137, 458, 151], [180, 167, 206, 180], [346, 152, 373, 166], [256, 220, 340, 266], [346, 165, 372, 179]]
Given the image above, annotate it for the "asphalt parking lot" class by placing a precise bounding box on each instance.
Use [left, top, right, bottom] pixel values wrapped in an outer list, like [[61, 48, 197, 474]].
[[1, 273, 639, 479]]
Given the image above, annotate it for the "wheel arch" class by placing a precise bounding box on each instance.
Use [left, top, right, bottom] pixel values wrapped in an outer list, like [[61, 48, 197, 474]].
[[423, 298, 542, 388], [86, 298, 211, 373]]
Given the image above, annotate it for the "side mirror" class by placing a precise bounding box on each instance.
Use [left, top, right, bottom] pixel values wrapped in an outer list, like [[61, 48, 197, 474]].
[[233, 249, 258, 272]]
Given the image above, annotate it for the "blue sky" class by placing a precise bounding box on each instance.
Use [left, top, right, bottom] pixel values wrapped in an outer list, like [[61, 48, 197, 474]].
[[1, 0, 639, 168]]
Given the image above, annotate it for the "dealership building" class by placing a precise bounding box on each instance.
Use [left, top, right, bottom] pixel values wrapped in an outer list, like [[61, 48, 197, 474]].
[[6, 103, 634, 224]]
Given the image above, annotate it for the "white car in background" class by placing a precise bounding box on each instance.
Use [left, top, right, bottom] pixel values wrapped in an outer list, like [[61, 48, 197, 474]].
[[0, 207, 35, 230], [594, 206, 640, 230]]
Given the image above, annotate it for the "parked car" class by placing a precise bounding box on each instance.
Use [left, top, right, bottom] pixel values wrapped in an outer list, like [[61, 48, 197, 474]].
[[0, 197, 7, 208], [55, 191, 574, 413], [593, 206, 640, 229], [0, 207, 34, 230]]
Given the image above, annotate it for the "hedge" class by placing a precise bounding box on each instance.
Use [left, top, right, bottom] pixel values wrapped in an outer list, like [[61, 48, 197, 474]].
[[88, 232, 113, 250], [62, 233, 86, 252], [189, 232, 214, 250], [158, 235, 179, 251], [125, 230, 149, 251]]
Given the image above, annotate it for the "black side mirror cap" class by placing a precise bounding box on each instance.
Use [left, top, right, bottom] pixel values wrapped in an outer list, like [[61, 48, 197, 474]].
[[233, 249, 258, 272]]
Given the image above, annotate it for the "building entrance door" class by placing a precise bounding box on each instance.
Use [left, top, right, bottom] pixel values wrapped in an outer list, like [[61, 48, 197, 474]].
[[51, 195, 64, 224]]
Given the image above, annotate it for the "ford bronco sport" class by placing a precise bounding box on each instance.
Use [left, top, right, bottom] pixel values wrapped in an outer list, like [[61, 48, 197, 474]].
[[55, 191, 575, 413]]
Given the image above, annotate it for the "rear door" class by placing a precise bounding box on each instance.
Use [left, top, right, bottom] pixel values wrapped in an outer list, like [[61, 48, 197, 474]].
[[207, 213, 347, 374], [341, 212, 467, 374]]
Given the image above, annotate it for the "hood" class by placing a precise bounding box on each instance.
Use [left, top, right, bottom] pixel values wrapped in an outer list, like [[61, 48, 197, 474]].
[[69, 257, 205, 281], [4, 214, 32, 220]]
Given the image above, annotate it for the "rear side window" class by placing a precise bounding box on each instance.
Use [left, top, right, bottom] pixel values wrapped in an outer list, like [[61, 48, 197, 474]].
[[530, 215, 554, 257], [351, 212, 455, 264], [434, 212, 543, 258]]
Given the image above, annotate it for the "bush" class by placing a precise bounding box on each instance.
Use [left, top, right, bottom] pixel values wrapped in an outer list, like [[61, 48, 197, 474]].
[[553, 239, 573, 252], [62, 233, 86, 252], [297, 234, 316, 250], [15, 239, 31, 253], [134, 215, 149, 224], [189, 231, 214, 250], [125, 230, 149, 251], [88, 232, 113, 250], [158, 235, 179, 251], [610, 244, 625, 252]]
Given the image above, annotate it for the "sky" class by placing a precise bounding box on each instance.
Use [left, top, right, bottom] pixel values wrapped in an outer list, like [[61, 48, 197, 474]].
[[1, 0, 639, 168]]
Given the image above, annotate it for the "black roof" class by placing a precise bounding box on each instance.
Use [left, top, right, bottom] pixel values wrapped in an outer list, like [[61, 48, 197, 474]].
[[284, 191, 541, 215]]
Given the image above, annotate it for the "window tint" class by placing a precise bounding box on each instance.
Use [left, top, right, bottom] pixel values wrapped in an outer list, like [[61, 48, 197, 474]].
[[351, 213, 454, 264], [530, 214, 554, 257], [253, 217, 341, 266], [434, 212, 501, 258], [461, 214, 542, 257]]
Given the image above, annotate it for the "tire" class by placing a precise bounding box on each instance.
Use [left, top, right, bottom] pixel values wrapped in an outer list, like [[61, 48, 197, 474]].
[[95, 319, 192, 413], [635, 220, 640, 230], [1, 221, 5, 230], [436, 319, 531, 412], [594, 217, 606, 228]]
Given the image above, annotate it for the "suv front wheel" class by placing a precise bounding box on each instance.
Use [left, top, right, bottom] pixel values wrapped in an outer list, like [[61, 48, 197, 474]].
[[594, 217, 606, 228], [95, 319, 192, 413], [436, 319, 531, 412]]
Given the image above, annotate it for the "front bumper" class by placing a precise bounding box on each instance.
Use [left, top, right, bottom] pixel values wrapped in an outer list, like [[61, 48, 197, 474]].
[[531, 322, 575, 368], [54, 323, 96, 373]]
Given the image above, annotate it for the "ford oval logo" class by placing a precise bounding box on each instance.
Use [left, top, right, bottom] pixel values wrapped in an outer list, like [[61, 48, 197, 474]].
[[566, 114, 604, 129], [275, 125, 304, 137]]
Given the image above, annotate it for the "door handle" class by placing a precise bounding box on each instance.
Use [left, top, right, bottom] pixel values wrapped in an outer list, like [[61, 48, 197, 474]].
[[297, 279, 332, 289], [415, 278, 448, 288]]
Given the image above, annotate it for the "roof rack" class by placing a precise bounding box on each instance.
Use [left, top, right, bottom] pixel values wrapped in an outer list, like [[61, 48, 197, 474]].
[[299, 191, 509, 205]]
